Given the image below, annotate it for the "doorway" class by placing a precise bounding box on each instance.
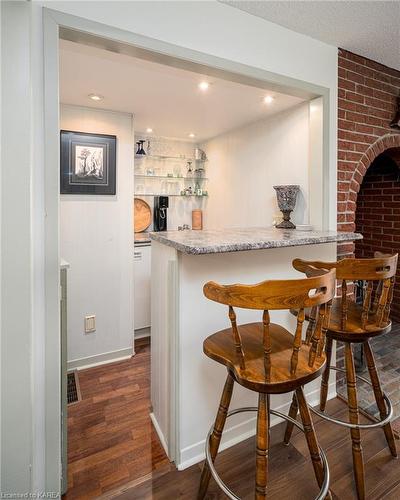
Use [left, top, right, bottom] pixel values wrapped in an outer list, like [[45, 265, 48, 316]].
[[44, 10, 332, 494]]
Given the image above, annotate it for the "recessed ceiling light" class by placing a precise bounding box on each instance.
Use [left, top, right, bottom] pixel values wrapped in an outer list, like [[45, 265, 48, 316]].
[[88, 93, 104, 101], [146, 128, 153, 133], [263, 95, 274, 104], [188, 133, 195, 138], [198, 81, 210, 91]]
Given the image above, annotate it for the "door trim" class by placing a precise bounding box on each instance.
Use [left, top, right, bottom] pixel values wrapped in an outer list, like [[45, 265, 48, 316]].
[[43, 7, 332, 490]]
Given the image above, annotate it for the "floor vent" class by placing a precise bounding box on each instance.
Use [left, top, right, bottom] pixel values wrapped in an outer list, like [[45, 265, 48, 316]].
[[67, 370, 81, 404]]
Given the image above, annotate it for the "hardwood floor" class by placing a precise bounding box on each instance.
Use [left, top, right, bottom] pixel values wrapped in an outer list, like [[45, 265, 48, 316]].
[[65, 339, 172, 499], [66, 338, 400, 499], [115, 398, 400, 499]]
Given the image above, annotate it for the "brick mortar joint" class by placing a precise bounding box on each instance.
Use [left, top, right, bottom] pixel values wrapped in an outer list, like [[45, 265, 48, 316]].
[[338, 49, 400, 79]]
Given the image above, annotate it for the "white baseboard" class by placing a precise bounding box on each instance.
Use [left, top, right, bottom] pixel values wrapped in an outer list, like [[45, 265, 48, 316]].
[[176, 381, 336, 471], [135, 327, 151, 340], [178, 413, 257, 471], [150, 412, 170, 459], [67, 347, 133, 370]]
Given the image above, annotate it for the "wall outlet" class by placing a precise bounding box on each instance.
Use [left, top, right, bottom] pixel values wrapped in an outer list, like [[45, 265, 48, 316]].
[[84, 315, 96, 333]]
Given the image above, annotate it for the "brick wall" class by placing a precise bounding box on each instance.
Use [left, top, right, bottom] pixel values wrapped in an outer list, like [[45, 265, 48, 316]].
[[337, 49, 400, 258]]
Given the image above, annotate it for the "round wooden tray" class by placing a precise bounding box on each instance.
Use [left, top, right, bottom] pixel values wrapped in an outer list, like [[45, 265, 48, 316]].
[[134, 198, 152, 232]]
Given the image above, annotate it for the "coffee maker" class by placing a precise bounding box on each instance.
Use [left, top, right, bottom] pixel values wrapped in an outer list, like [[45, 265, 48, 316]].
[[154, 196, 169, 231]]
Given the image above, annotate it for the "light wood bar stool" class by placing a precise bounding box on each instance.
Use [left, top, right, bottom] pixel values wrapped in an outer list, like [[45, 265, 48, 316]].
[[284, 253, 398, 500], [197, 268, 336, 500]]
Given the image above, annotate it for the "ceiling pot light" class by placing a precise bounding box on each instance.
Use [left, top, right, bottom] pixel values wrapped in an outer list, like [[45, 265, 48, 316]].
[[188, 133, 195, 138], [198, 81, 210, 91], [88, 93, 104, 101], [146, 128, 153, 133], [263, 95, 274, 104]]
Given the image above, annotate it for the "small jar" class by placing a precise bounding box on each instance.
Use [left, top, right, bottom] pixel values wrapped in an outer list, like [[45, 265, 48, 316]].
[[192, 209, 203, 230]]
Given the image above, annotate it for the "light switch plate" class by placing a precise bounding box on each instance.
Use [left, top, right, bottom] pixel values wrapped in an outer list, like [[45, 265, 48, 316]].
[[85, 315, 96, 333]]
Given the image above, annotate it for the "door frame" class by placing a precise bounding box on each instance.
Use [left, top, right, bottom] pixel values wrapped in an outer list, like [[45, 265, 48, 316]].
[[43, 7, 332, 490]]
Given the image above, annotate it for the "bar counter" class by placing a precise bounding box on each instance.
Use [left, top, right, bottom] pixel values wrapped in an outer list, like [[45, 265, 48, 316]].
[[149, 227, 362, 470], [150, 227, 361, 254]]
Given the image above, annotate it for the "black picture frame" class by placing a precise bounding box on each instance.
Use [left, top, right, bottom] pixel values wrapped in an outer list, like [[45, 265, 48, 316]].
[[60, 130, 117, 195]]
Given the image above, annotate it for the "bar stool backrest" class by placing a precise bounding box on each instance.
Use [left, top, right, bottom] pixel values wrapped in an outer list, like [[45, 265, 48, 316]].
[[203, 268, 336, 378], [292, 253, 398, 330]]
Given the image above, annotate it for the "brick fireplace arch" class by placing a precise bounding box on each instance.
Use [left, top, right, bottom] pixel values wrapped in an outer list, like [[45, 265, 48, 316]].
[[346, 134, 400, 219]]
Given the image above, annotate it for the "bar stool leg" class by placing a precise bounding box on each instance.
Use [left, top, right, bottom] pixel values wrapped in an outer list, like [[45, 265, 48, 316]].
[[296, 387, 329, 498], [255, 393, 270, 499], [198, 373, 234, 499], [364, 341, 398, 458], [283, 393, 298, 445], [320, 337, 333, 411], [345, 343, 365, 500]]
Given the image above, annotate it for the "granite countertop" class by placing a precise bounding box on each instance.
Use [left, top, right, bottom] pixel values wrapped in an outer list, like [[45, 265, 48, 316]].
[[134, 232, 151, 244], [149, 227, 362, 255]]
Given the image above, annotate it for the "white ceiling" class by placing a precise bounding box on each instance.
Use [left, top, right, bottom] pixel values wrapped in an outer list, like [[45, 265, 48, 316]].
[[222, 1, 400, 71], [59, 40, 305, 142]]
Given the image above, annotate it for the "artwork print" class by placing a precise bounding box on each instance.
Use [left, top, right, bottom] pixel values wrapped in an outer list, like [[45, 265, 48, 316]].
[[60, 131, 116, 195]]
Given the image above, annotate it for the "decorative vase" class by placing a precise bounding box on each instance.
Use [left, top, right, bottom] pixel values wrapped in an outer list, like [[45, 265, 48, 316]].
[[273, 185, 300, 229]]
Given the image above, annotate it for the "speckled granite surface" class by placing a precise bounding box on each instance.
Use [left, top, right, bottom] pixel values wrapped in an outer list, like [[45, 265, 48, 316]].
[[149, 227, 362, 255], [134, 232, 151, 244]]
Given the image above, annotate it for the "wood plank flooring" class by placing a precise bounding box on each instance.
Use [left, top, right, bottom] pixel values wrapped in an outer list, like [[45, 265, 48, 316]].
[[66, 338, 400, 499], [65, 339, 172, 499], [115, 399, 400, 500]]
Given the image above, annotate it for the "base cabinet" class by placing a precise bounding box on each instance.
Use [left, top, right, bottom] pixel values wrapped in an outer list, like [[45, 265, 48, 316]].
[[134, 244, 151, 331]]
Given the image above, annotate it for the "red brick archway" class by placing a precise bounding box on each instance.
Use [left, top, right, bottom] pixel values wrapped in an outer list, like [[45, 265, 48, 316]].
[[338, 134, 400, 257], [347, 134, 400, 211], [337, 49, 400, 258]]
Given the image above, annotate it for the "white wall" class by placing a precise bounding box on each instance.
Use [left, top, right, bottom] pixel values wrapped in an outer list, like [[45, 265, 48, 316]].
[[1, 0, 338, 493], [60, 105, 134, 365], [202, 103, 310, 229], [1, 2, 34, 491], [43, 1, 338, 90]]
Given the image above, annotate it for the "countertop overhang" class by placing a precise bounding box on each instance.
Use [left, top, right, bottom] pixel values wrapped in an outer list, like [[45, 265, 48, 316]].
[[149, 227, 362, 255]]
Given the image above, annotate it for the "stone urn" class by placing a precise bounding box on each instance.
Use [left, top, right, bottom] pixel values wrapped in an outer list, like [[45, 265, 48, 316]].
[[273, 185, 300, 229]]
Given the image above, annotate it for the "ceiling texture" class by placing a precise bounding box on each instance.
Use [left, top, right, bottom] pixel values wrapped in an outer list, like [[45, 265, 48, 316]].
[[222, 1, 400, 71], [60, 40, 304, 142]]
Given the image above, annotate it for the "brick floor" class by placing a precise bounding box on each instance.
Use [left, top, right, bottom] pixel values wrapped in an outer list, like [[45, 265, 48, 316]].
[[337, 322, 400, 419]]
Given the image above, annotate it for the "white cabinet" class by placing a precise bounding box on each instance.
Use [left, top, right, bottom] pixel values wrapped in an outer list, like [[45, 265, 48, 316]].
[[134, 244, 151, 331]]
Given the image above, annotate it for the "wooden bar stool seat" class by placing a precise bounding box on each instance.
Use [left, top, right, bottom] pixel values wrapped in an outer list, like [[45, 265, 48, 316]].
[[204, 322, 326, 394], [285, 253, 399, 500], [198, 268, 336, 500], [301, 297, 392, 342]]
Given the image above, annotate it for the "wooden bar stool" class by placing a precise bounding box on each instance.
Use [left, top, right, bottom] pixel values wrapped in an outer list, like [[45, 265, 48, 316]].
[[197, 268, 336, 500], [284, 253, 398, 500]]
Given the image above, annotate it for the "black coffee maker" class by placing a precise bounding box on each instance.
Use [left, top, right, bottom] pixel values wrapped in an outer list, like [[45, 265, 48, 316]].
[[154, 196, 169, 231]]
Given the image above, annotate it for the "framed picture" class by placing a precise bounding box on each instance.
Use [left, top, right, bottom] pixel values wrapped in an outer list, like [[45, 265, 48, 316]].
[[60, 130, 116, 195]]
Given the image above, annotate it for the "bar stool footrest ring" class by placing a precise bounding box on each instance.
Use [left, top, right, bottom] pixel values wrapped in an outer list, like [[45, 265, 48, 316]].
[[205, 406, 330, 500], [310, 366, 393, 429]]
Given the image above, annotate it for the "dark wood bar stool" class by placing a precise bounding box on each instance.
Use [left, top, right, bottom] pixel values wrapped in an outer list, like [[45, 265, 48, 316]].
[[197, 268, 336, 500], [284, 253, 398, 500]]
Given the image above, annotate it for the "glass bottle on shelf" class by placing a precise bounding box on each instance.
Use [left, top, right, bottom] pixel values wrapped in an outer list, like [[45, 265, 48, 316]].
[[138, 140, 146, 155], [136, 141, 142, 155], [195, 163, 205, 176], [194, 181, 202, 196], [186, 161, 193, 176], [147, 140, 151, 156]]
